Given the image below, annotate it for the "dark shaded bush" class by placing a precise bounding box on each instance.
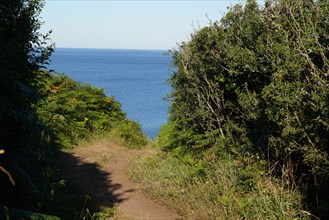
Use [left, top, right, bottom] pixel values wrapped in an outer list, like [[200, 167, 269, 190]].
[[0, 0, 53, 151]]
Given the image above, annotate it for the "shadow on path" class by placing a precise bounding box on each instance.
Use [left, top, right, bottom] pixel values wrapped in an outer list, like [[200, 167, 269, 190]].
[[56, 150, 135, 211]]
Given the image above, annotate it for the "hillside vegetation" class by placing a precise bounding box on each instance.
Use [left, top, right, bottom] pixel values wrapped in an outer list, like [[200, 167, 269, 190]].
[[0, 0, 146, 218], [36, 72, 147, 149], [131, 0, 329, 218]]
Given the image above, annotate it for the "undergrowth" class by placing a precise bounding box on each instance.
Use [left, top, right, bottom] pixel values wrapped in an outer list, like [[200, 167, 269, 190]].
[[129, 150, 311, 219], [36, 72, 147, 149]]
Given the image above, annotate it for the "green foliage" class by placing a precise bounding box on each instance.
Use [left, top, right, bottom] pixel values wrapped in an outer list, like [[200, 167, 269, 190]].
[[0, 0, 54, 151], [35, 72, 147, 149], [129, 151, 309, 219], [1, 204, 60, 220], [0, 1, 146, 219], [113, 120, 148, 148], [36, 72, 125, 148], [91, 207, 117, 220], [0, 0, 65, 218], [160, 0, 329, 217]]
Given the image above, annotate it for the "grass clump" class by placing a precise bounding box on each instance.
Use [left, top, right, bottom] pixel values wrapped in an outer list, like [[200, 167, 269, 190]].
[[107, 120, 148, 149], [90, 207, 117, 220], [129, 150, 310, 219], [89, 207, 134, 220]]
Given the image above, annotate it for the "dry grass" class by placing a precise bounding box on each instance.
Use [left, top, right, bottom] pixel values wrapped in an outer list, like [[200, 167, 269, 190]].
[[128, 150, 310, 219]]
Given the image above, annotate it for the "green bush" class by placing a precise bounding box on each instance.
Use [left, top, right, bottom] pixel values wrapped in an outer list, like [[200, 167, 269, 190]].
[[35, 72, 147, 149], [160, 0, 329, 216], [116, 120, 148, 148]]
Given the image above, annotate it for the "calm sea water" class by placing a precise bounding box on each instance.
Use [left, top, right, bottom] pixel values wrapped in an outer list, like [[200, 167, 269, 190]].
[[48, 48, 172, 138]]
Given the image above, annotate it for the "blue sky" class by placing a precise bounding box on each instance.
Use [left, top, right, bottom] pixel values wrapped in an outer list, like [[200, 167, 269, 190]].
[[40, 1, 263, 50]]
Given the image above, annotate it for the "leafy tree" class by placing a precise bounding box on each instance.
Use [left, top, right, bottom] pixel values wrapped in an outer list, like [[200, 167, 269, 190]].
[[0, 0, 59, 218], [161, 0, 329, 216], [0, 0, 53, 150]]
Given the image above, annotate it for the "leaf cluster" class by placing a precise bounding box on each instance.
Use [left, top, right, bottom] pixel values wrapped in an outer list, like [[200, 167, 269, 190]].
[[35, 72, 147, 149], [0, 0, 54, 152], [160, 0, 329, 216], [36, 72, 127, 148]]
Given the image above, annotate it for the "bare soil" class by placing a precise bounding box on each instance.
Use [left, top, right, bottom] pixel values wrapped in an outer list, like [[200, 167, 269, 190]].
[[60, 139, 177, 220]]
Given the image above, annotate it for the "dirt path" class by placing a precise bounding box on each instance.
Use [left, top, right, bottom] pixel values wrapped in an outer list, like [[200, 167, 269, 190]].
[[60, 139, 176, 220]]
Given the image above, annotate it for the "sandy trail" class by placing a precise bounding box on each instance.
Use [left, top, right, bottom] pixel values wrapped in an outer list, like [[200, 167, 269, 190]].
[[60, 139, 176, 220]]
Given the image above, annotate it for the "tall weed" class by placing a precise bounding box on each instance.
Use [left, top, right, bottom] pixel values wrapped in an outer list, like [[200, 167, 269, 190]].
[[129, 151, 310, 219]]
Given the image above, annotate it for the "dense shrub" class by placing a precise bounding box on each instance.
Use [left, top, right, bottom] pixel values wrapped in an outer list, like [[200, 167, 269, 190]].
[[160, 0, 328, 216], [0, 0, 61, 218], [36, 72, 147, 149], [0, 0, 53, 151]]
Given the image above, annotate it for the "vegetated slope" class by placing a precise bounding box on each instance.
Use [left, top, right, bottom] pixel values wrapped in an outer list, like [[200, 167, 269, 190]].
[[133, 0, 328, 218], [36, 72, 147, 150]]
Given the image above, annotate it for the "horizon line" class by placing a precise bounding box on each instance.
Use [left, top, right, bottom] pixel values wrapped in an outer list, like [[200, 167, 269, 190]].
[[54, 46, 174, 51]]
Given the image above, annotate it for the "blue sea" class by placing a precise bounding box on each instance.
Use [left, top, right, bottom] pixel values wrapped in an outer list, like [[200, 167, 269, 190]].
[[48, 48, 172, 139]]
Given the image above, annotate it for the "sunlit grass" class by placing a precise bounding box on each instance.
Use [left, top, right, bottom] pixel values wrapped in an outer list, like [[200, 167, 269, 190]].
[[128, 150, 310, 219]]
